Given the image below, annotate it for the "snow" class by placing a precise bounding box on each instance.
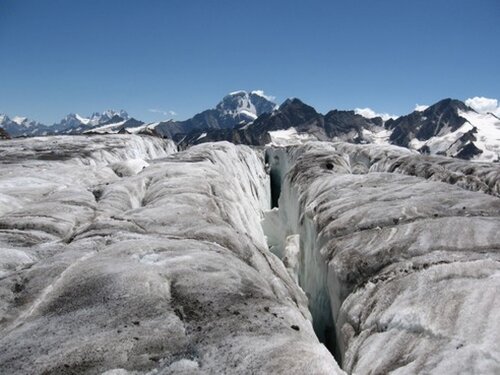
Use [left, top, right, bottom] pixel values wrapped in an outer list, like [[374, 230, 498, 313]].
[[414, 104, 429, 112], [220, 90, 274, 120], [267, 128, 317, 146], [126, 122, 159, 134], [12, 116, 27, 125], [229, 90, 246, 96], [406, 110, 500, 161], [196, 132, 207, 140], [459, 110, 500, 161], [239, 109, 258, 119], [408, 121, 475, 154], [84, 120, 127, 133], [362, 128, 393, 145], [75, 114, 90, 125]]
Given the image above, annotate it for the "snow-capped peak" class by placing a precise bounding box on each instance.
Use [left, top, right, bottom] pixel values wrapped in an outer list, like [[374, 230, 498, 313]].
[[88, 110, 129, 126], [56, 110, 130, 129], [414, 104, 429, 112], [216, 90, 276, 120], [12, 116, 27, 125]]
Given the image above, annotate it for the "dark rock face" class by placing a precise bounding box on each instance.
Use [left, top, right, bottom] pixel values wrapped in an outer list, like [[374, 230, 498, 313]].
[[456, 141, 483, 159], [386, 99, 470, 148], [155, 91, 277, 140], [324, 110, 383, 138], [181, 98, 383, 148], [0, 127, 11, 139]]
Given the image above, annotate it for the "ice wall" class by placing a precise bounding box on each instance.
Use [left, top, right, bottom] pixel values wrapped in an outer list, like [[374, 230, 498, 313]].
[[0, 137, 342, 374], [266, 141, 500, 374]]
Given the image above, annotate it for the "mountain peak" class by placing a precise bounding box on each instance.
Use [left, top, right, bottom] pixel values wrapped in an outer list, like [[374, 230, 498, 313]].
[[423, 98, 469, 114], [216, 90, 276, 120], [278, 98, 316, 113]]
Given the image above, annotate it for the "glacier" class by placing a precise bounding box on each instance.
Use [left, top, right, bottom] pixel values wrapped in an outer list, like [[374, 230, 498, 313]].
[[0, 134, 499, 374], [266, 141, 500, 374], [0, 135, 340, 374]]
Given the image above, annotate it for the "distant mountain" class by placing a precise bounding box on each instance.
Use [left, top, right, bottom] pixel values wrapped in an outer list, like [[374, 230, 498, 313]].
[[179, 98, 384, 148], [0, 114, 50, 137], [181, 96, 499, 162], [155, 90, 277, 140], [385, 99, 500, 161], [52, 110, 131, 135], [1, 93, 499, 162], [0, 110, 133, 137]]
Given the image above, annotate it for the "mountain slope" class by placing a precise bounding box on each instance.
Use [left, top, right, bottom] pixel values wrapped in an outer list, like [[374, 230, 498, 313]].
[[180, 98, 384, 148], [385, 99, 500, 161], [155, 90, 277, 140], [0, 114, 50, 137]]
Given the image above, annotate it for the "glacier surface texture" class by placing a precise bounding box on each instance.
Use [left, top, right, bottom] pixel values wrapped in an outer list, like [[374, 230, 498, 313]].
[[0, 134, 499, 374]]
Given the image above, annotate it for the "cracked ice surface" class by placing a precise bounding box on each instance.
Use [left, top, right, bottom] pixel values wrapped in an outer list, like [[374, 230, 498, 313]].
[[267, 141, 500, 374], [0, 136, 341, 374]]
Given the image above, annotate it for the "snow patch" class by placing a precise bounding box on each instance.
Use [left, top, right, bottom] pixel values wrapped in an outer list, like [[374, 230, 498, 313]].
[[459, 110, 500, 161], [414, 104, 429, 112], [196, 132, 207, 140], [12, 116, 27, 125], [267, 128, 316, 146], [362, 128, 393, 145]]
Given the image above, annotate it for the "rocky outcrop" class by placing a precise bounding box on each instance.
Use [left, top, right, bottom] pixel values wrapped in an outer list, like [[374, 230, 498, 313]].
[[181, 99, 383, 148], [156, 91, 276, 140], [0, 127, 11, 139]]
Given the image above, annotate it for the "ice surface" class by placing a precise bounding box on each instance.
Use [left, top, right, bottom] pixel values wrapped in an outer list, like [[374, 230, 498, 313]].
[[3, 134, 498, 374], [0, 136, 341, 374], [266, 141, 500, 374]]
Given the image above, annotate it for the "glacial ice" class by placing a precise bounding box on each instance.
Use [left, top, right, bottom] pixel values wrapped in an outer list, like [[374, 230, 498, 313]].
[[0, 135, 341, 374], [1, 134, 499, 374], [267, 141, 500, 374]]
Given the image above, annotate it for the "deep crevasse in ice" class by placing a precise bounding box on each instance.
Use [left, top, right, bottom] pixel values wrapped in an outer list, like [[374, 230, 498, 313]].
[[265, 141, 500, 374], [0, 136, 342, 374], [1, 134, 500, 374]]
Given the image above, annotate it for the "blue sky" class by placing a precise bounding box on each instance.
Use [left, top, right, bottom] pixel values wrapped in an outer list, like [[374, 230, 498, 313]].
[[1, 0, 499, 124]]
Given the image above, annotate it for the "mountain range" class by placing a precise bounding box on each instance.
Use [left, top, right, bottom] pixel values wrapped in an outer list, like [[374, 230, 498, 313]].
[[1, 91, 499, 162]]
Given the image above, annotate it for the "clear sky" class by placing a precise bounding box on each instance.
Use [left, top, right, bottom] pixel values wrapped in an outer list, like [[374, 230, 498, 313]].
[[1, 0, 499, 124]]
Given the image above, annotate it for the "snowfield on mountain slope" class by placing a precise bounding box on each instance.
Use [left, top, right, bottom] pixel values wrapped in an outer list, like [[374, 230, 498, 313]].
[[459, 110, 500, 161], [406, 110, 500, 162]]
